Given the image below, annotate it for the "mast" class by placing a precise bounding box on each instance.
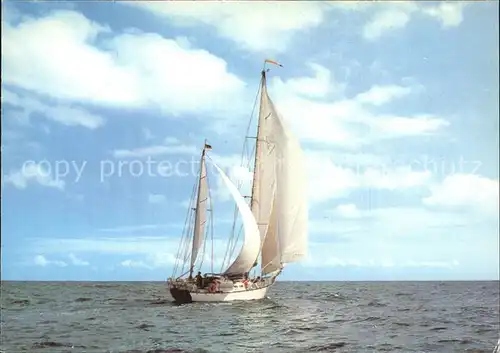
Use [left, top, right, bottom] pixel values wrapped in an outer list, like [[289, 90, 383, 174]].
[[249, 61, 282, 272], [189, 141, 209, 278], [249, 70, 266, 237], [221, 60, 282, 276]]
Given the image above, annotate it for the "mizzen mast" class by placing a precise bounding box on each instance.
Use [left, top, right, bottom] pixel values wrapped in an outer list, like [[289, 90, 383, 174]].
[[189, 140, 212, 278]]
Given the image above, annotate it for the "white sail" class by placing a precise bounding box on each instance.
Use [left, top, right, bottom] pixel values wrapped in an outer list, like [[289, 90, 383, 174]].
[[190, 153, 208, 272], [272, 105, 309, 264], [210, 160, 261, 275], [260, 201, 281, 274], [256, 73, 282, 274], [251, 74, 278, 246], [255, 71, 308, 265]]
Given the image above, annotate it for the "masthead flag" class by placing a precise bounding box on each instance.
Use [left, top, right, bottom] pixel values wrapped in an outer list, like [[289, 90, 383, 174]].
[[264, 59, 283, 67]]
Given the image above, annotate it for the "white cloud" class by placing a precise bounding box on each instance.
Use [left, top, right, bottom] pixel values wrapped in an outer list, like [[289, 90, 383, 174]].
[[302, 246, 460, 269], [423, 174, 499, 217], [326, 204, 481, 231], [127, 2, 330, 53], [68, 253, 90, 266], [276, 63, 338, 99], [403, 260, 460, 269], [305, 151, 432, 203], [142, 128, 155, 141], [3, 163, 65, 190], [334, 204, 362, 219], [148, 193, 166, 204], [2, 89, 104, 129], [34, 255, 67, 267], [361, 2, 467, 41], [31, 235, 230, 273], [355, 84, 413, 106], [128, 2, 467, 50], [112, 144, 197, 158], [121, 259, 152, 269], [360, 167, 432, 190], [2, 10, 246, 117], [34, 236, 179, 256], [363, 8, 412, 41], [421, 2, 467, 28], [164, 136, 180, 144], [98, 224, 171, 233], [34, 255, 49, 266], [369, 114, 449, 138], [268, 69, 448, 148]]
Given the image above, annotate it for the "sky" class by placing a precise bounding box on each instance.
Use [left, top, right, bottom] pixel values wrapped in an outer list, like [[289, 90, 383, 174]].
[[1, 1, 499, 281]]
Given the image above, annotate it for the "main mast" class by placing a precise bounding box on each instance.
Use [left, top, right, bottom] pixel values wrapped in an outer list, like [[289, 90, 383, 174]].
[[249, 70, 266, 223], [249, 60, 282, 272]]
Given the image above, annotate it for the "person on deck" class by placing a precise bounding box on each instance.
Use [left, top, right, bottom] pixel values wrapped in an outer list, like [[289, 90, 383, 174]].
[[195, 271, 203, 288]]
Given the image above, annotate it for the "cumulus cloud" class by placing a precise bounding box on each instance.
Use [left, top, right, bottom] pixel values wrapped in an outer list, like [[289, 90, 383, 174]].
[[34, 255, 67, 267], [2, 89, 104, 129], [29, 235, 230, 273], [303, 255, 460, 270], [354, 84, 413, 106], [68, 253, 90, 266], [360, 2, 467, 40], [305, 151, 432, 203], [2, 10, 246, 118], [148, 194, 167, 204], [128, 2, 468, 48], [112, 144, 198, 158], [3, 163, 65, 190], [127, 2, 331, 53], [423, 174, 499, 217], [121, 259, 152, 269], [363, 8, 413, 41], [268, 68, 449, 149], [421, 2, 467, 28]]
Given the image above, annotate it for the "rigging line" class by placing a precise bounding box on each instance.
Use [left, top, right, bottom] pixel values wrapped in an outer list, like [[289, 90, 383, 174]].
[[181, 203, 197, 275], [197, 208, 208, 273], [229, 224, 243, 265], [224, 85, 262, 272], [172, 181, 197, 277], [183, 216, 194, 266], [227, 78, 262, 236], [206, 167, 215, 275]]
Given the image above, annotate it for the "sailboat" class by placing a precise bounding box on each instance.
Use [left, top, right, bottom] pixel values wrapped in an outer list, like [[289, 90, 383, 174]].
[[167, 60, 308, 303]]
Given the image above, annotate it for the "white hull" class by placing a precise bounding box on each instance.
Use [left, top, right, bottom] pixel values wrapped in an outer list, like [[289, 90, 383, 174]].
[[190, 285, 269, 302], [167, 274, 278, 304]]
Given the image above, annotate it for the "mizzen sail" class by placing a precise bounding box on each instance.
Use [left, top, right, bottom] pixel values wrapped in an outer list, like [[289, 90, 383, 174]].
[[190, 149, 208, 274]]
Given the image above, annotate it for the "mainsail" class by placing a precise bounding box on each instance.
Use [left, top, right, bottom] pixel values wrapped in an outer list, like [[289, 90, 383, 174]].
[[189, 147, 209, 276], [251, 68, 309, 275]]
